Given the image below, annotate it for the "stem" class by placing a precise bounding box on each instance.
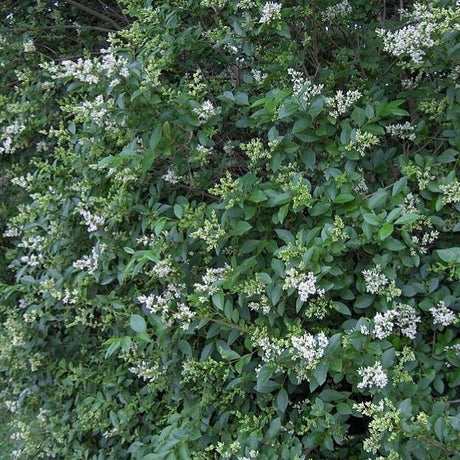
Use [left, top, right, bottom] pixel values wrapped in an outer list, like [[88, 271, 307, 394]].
[[0, 24, 116, 33], [199, 316, 248, 333], [64, 0, 122, 30]]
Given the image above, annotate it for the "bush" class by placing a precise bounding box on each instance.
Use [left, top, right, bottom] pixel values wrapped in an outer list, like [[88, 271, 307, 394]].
[[1, 1, 459, 458]]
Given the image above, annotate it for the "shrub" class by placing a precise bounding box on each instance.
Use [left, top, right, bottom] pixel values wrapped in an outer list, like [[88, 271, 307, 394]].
[[1, 1, 459, 458]]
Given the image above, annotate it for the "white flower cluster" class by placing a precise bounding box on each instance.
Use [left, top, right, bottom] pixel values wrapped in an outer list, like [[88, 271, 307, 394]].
[[151, 257, 175, 278], [42, 49, 129, 85], [439, 179, 460, 204], [137, 284, 197, 330], [288, 68, 324, 103], [251, 69, 267, 84], [410, 230, 439, 256], [138, 283, 183, 325], [326, 89, 362, 117], [362, 264, 388, 294], [248, 295, 271, 315], [236, 0, 257, 9], [162, 168, 182, 184], [355, 179, 368, 194], [376, 2, 455, 68], [0, 119, 26, 156], [259, 2, 282, 24], [128, 361, 161, 383], [17, 234, 46, 251], [173, 303, 196, 330], [62, 288, 79, 305], [194, 265, 229, 303], [238, 450, 259, 460], [430, 301, 457, 327], [73, 244, 106, 275], [73, 95, 109, 127], [23, 39, 36, 53], [257, 336, 283, 362], [346, 129, 380, 156], [362, 265, 402, 301], [136, 233, 155, 247], [378, 23, 435, 66], [386, 121, 416, 141], [373, 303, 420, 340], [78, 208, 105, 233], [291, 332, 328, 368], [193, 100, 221, 124], [19, 253, 44, 268], [3, 225, 21, 238], [321, 0, 352, 23], [401, 192, 419, 214], [190, 210, 225, 251], [4, 400, 18, 413], [284, 267, 325, 302], [357, 362, 388, 391]]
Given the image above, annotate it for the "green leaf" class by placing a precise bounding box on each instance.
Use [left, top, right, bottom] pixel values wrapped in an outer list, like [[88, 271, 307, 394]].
[[149, 124, 163, 149], [130, 314, 147, 333], [267, 417, 282, 437], [392, 177, 408, 196], [437, 149, 457, 163], [436, 248, 460, 264], [235, 92, 249, 105], [276, 388, 289, 413], [378, 223, 394, 240], [368, 190, 388, 210], [309, 97, 324, 119], [377, 99, 407, 117], [363, 213, 380, 225], [256, 365, 275, 392], [233, 221, 252, 236], [333, 193, 355, 204], [381, 347, 395, 368], [218, 345, 241, 360], [394, 213, 419, 225], [312, 363, 328, 386], [310, 201, 331, 216], [276, 22, 291, 38]]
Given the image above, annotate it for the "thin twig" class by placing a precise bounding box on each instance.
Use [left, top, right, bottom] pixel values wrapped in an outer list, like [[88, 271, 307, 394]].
[[64, 0, 122, 30]]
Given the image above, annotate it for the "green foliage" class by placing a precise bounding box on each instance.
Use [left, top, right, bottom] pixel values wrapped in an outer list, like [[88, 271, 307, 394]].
[[1, 0, 459, 458]]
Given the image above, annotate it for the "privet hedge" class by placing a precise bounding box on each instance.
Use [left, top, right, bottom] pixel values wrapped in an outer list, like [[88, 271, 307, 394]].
[[1, 0, 460, 458]]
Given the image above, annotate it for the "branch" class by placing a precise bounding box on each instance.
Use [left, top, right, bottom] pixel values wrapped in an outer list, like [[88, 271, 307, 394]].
[[64, 0, 122, 30], [0, 24, 117, 34]]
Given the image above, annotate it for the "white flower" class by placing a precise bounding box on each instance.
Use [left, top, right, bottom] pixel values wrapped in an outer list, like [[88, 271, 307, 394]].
[[430, 301, 457, 327], [326, 89, 362, 117], [251, 69, 267, 84], [374, 311, 396, 339], [194, 265, 229, 302], [173, 303, 196, 330], [386, 121, 416, 141], [259, 2, 282, 24], [373, 303, 420, 340], [23, 39, 35, 53], [291, 332, 328, 367], [193, 100, 220, 124], [362, 265, 388, 294], [78, 209, 105, 233], [129, 361, 161, 382], [257, 336, 283, 362], [284, 268, 325, 301], [321, 0, 352, 22], [288, 68, 323, 103], [162, 168, 181, 184], [357, 362, 388, 390]]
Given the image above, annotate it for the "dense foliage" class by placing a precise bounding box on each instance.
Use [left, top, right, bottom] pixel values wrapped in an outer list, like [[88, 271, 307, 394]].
[[1, 0, 460, 458]]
